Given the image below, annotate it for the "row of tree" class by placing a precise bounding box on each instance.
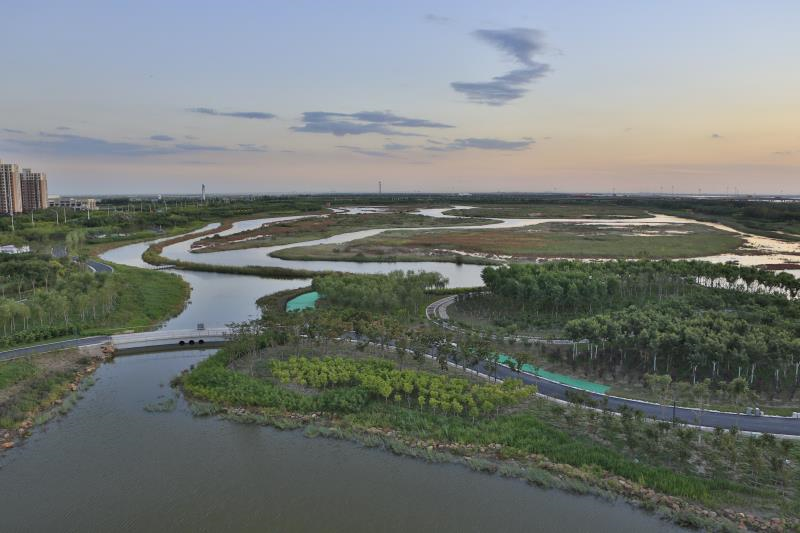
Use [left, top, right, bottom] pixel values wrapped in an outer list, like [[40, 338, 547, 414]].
[[0, 255, 121, 343], [312, 270, 447, 319], [481, 261, 800, 319]]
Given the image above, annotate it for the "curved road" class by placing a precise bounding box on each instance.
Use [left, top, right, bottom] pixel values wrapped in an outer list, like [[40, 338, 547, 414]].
[[86, 259, 114, 273], [426, 295, 800, 437], [0, 336, 111, 362]]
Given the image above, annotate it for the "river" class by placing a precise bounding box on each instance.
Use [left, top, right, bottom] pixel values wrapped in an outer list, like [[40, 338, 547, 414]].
[[0, 349, 678, 532], [6, 206, 798, 531]]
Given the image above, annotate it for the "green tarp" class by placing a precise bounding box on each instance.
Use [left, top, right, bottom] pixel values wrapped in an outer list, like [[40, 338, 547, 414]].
[[286, 291, 320, 312], [497, 354, 610, 394]]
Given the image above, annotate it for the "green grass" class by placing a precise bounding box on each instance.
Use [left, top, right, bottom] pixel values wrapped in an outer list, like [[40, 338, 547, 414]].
[[0, 367, 77, 429], [348, 403, 745, 505], [101, 263, 191, 330], [0, 359, 38, 389]]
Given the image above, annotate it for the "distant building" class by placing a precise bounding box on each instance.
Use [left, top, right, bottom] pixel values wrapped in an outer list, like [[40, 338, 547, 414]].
[[0, 244, 30, 254], [48, 196, 98, 210], [20, 168, 48, 211], [0, 160, 23, 214]]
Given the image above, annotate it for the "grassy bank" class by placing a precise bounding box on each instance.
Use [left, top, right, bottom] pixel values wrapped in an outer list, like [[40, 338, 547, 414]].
[[255, 287, 314, 316], [192, 210, 493, 253], [140, 217, 339, 279], [1, 346, 108, 447], [271, 247, 498, 265], [178, 340, 798, 531], [444, 204, 654, 219], [92, 263, 191, 333], [270, 222, 743, 263]]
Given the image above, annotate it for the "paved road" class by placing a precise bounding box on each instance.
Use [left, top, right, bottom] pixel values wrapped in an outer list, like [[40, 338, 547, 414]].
[[0, 336, 111, 362], [426, 296, 800, 436], [86, 260, 114, 273]]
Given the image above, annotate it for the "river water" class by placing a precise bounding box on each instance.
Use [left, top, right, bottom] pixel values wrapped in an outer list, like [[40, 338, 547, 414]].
[[7, 206, 798, 531], [0, 349, 678, 532]]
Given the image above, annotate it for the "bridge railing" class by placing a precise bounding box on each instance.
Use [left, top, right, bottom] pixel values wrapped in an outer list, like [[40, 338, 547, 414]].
[[111, 328, 232, 343]]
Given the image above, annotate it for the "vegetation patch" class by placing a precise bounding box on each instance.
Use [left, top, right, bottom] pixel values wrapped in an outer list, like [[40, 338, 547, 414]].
[[1, 346, 109, 449], [178, 332, 798, 532], [272, 222, 742, 263], [191, 210, 493, 253]]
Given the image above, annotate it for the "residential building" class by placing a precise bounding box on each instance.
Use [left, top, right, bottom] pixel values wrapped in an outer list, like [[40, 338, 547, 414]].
[[0, 160, 23, 215], [20, 168, 48, 211]]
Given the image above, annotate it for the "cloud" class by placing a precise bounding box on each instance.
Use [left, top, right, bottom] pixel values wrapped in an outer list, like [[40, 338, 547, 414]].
[[238, 143, 268, 152], [188, 107, 276, 120], [384, 143, 412, 150], [710, 133, 723, 139], [473, 28, 546, 66], [55, 126, 71, 131], [424, 13, 450, 24], [174, 143, 231, 152], [150, 134, 175, 141], [336, 145, 395, 158], [2, 131, 263, 157], [426, 137, 534, 152], [2, 128, 24, 134], [451, 27, 551, 106], [4, 132, 174, 156], [292, 111, 452, 136], [772, 150, 797, 156]]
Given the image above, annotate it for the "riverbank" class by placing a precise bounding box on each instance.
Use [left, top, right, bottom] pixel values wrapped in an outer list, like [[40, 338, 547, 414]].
[[1, 344, 112, 451], [179, 342, 798, 532]]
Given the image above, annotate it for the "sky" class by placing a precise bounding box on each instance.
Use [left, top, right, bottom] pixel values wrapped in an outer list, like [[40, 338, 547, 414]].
[[1, 0, 799, 195]]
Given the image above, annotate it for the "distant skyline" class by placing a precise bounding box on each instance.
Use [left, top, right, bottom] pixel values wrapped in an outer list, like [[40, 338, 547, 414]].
[[1, 1, 799, 195]]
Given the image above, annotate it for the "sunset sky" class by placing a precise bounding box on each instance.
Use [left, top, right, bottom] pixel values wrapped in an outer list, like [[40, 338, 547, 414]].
[[2, 1, 799, 195]]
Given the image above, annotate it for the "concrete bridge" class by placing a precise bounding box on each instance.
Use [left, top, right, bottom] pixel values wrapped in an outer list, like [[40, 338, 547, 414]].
[[111, 327, 232, 351]]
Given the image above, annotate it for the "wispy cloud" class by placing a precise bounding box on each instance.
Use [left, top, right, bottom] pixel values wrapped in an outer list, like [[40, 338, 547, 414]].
[[150, 134, 175, 142], [710, 133, 723, 139], [384, 143, 412, 150], [426, 137, 534, 151], [174, 143, 231, 152], [772, 149, 797, 156], [292, 111, 452, 136], [336, 145, 395, 158], [2, 131, 263, 157], [188, 107, 276, 120], [2, 128, 24, 134], [451, 28, 551, 106], [5, 132, 174, 156], [424, 13, 450, 24], [238, 143, 268, 152]]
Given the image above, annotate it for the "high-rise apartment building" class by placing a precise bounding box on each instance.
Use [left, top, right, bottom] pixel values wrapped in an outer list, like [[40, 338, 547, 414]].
[[20, 168, 48, 211], [0, 160, 23, 215]]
